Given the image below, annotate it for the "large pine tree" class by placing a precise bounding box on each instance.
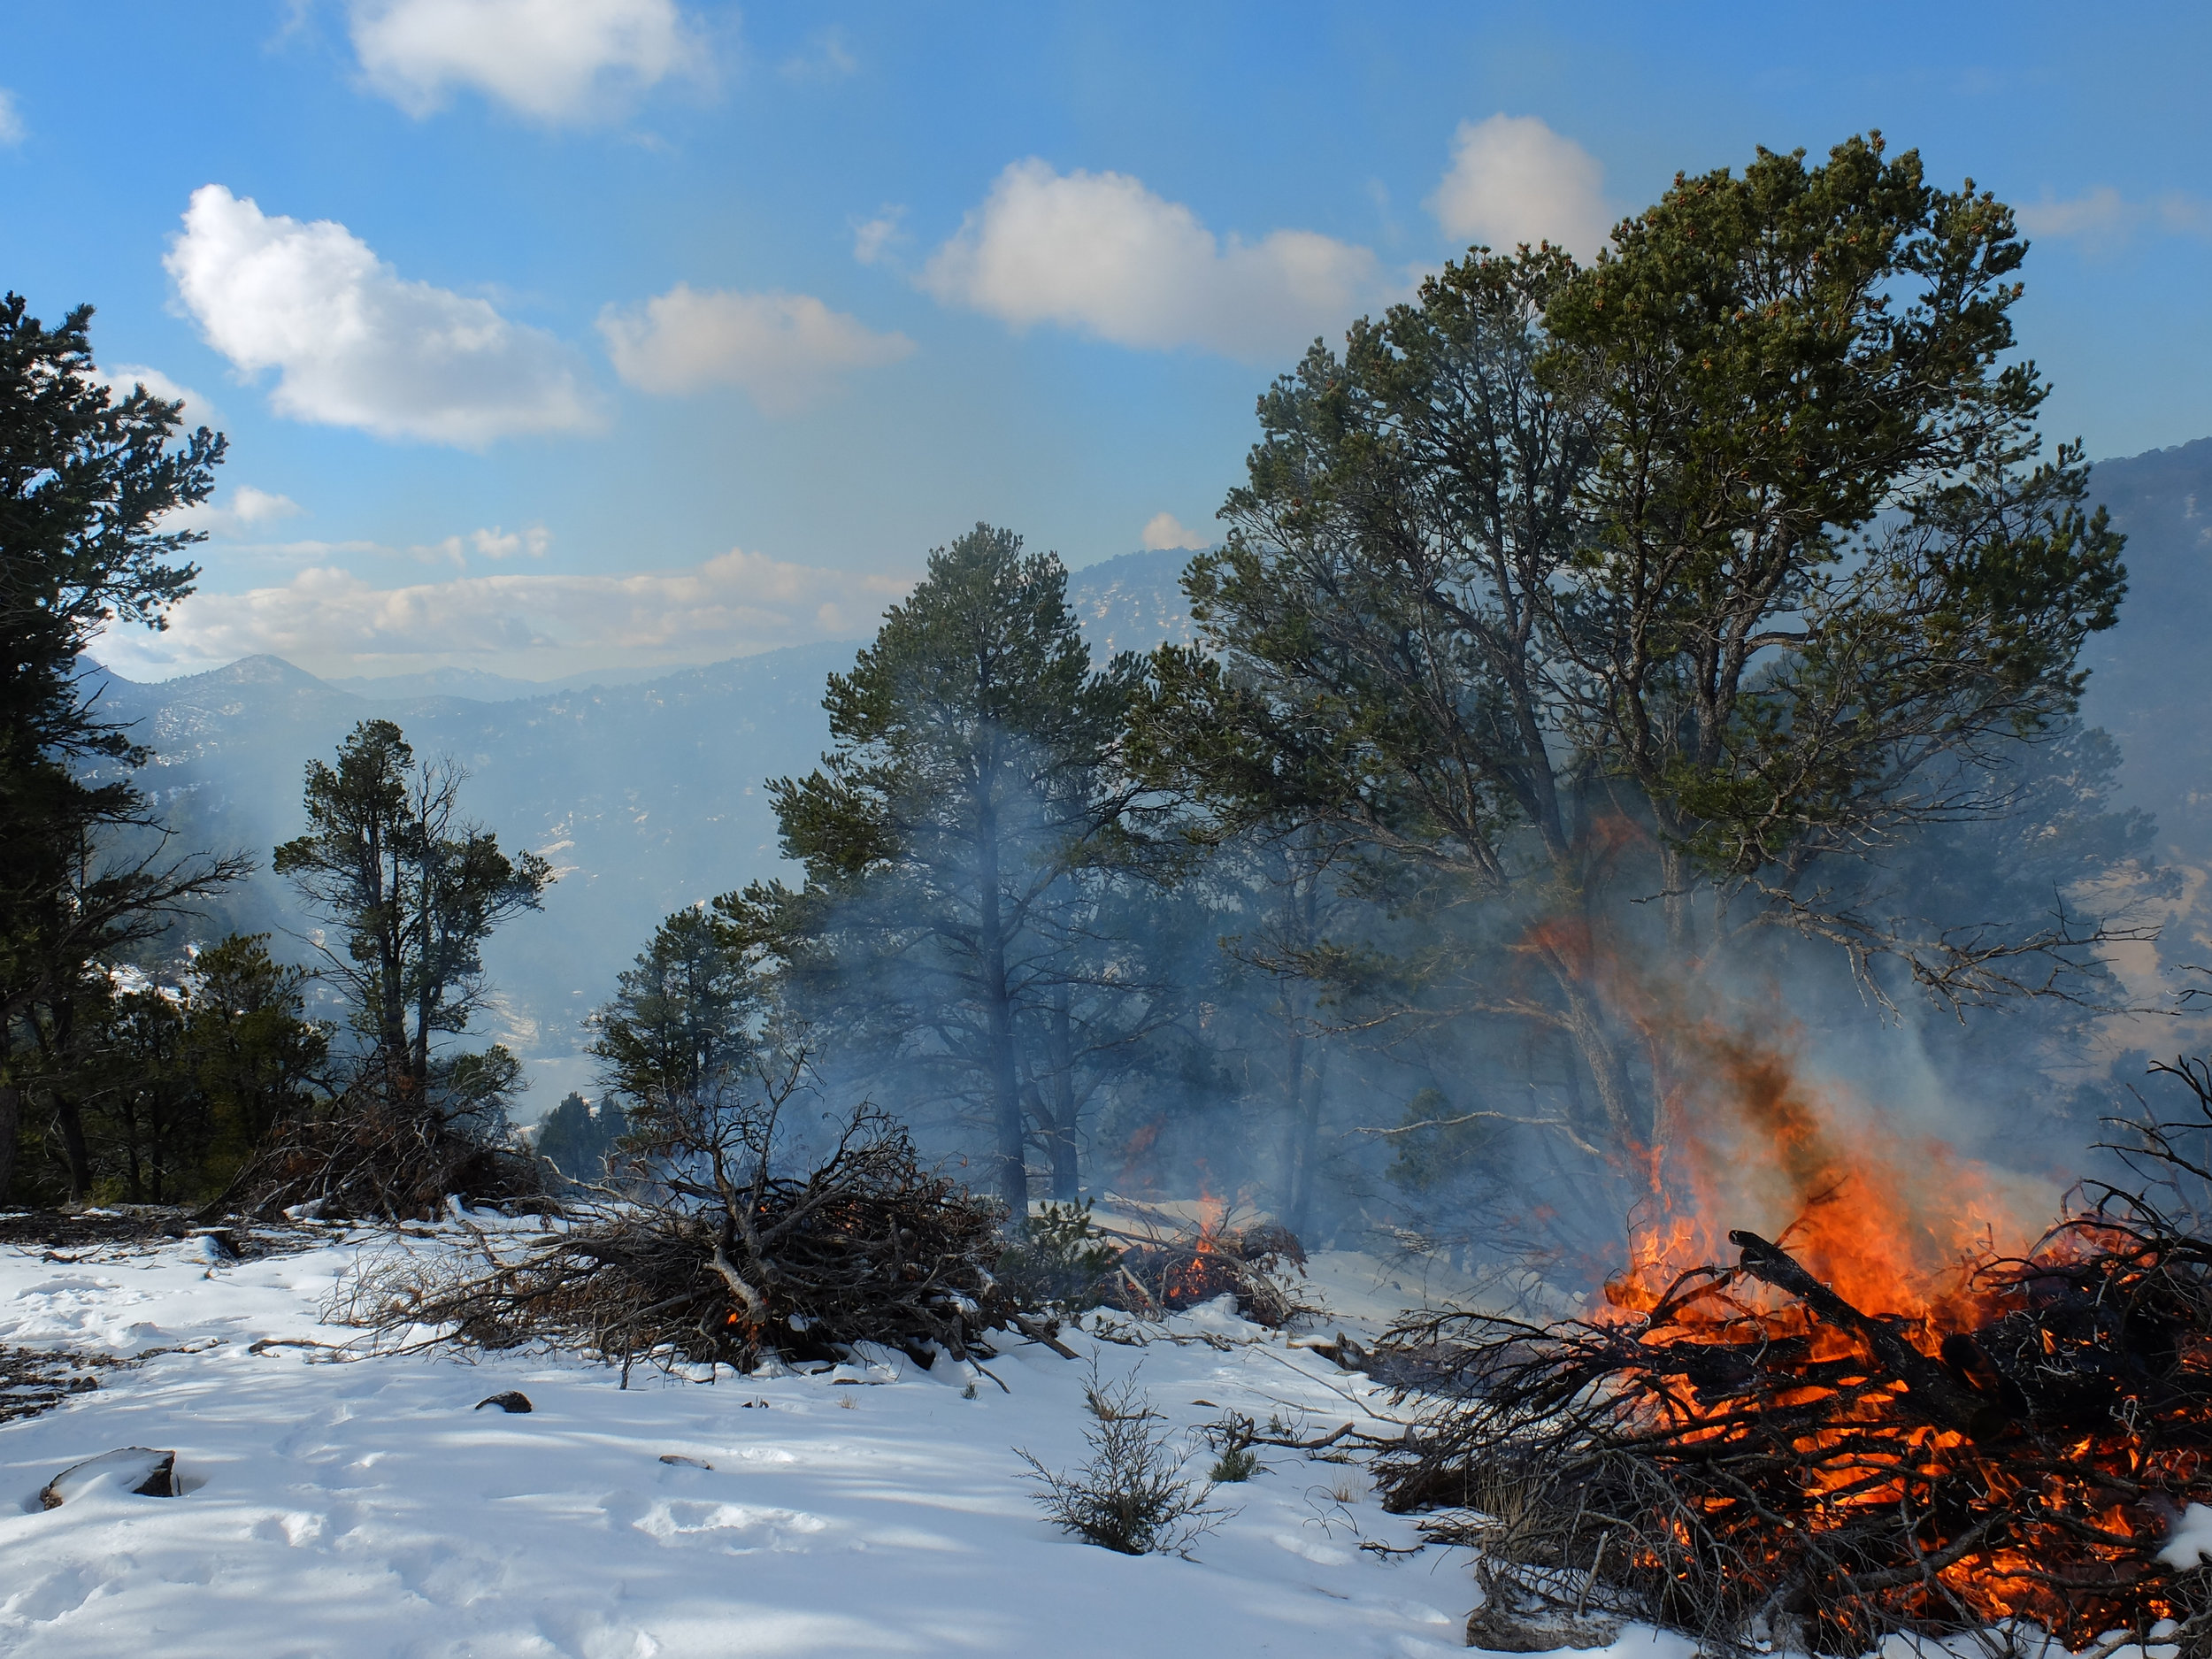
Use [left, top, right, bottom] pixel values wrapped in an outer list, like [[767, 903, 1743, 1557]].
[[733, 525, 1141, 1213]]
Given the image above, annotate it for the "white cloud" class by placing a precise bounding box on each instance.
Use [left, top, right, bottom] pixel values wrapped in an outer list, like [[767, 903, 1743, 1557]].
[[598, 282, 913, 412], [2016, 187, 2212, 246], [94, 547, 909, 679], [921, 158, 1384, 358], [348, 0, 704, 123], [0, 89, 25, 147], [405, 524, 552, 567], [1141, 511, 1209, 552], [165, 184, 599, 447], [169, 485, 306, 537], [100, 364, 220, 429], [1428, 114, 1610, 259], [852, 206, 906, 266]]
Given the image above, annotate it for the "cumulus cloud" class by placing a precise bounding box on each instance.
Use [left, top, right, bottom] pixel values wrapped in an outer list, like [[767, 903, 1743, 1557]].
[[1141, 511, 1210, 552], [2016, 187, 2212, 246], [348, 0, 705, 122], [169, 485, 305, 537], [95, 548, 908, 679], [0, 89, 25, 147], [598, 282, 913, 412], [165, 184, 599, 447], [1428, 113, 1610, 259], [921, 158, 1383, 358]]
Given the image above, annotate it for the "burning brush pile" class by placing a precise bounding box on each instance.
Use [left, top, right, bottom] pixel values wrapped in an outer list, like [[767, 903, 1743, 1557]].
[[1089, 1200, 1310, 1328], [1374, 1053, 2212, 1655]]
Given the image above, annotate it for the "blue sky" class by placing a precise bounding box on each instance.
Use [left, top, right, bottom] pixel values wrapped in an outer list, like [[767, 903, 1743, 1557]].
[[5, 1, 2208, 681]]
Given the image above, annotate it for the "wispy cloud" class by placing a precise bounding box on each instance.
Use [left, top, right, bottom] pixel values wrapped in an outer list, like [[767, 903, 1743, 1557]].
[[851, 205, 906, 266], [780, 27, 856, 82], [166, 184, 601, 447], [169, 485, 305, 538], [2016, 186, 2212, 247], [922, 158, 1385, 359], [95, 548, 910, 680], [0, 89, 26, 148]]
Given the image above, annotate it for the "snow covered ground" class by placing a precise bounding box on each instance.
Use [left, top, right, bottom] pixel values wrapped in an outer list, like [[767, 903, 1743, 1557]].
[[0, 1217, 1617, 1659]]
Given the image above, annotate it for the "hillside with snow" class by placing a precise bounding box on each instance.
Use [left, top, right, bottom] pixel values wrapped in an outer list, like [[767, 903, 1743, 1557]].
[[0, 1216, 1540, 1658]]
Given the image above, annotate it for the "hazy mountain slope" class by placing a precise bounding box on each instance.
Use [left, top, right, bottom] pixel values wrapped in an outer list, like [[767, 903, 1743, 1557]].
[[324, 663, 671, 701], [89, 555, 1198, 1106], [2077, 436, 2212, 850], [89, 470, 2200, 1111]]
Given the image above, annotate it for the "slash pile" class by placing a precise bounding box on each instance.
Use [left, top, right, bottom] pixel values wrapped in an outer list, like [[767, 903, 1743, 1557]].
[[1374, 1218, 2212, 1654]]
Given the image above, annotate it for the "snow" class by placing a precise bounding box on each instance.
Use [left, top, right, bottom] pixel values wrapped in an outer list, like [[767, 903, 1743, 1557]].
[[2161, 1503, 2212, 1569], [0, 1222, 1488, 1658]]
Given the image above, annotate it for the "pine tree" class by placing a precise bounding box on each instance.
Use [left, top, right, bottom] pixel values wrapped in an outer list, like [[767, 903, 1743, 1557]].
[[733, 525, 1142, 1212]]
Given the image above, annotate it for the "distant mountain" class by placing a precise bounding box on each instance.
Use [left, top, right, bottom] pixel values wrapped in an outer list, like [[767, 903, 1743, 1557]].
[[1064, 549, 1197, 656], [325, 664, 672, 703], [2076, 437, 2212, 854], [88, 551, 1198, 1110]]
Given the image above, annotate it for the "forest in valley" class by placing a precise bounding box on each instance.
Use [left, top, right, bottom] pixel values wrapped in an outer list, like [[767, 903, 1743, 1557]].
[[1, 135, 2172, 1296]]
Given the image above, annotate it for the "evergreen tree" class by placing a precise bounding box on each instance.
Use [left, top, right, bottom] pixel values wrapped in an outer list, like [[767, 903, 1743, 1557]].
[[1134, 136, 2132, 1215], [534, 1089, 626, 1184], [0, 295, 247, 1200], [732, 525, 1143, 1211], [274, 719, 550, 1118], [591, 905, 759, 1133]]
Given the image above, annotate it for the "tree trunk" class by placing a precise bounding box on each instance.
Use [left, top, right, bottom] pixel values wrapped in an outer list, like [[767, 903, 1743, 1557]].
[[1045, 990, 1079, 1201], [52, 1090, 91, 1202], [1277, 1016, 1307, 1221], [974, 800, 1027, 1218], [0, 1082, 19, 1203], [1286, 1043, 1329, 1239]]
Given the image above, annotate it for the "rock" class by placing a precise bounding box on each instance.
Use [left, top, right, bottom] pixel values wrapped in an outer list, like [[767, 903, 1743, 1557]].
[[658, 1454, 712, 1469], [1463, 1601, 1621, 1652], [39, 1447, 177, 1509], [474, 1391, 532, 1413]]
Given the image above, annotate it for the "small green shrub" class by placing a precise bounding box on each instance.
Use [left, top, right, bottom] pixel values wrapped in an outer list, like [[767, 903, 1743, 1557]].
[[997, 1200, 1121, 1312], [1208, 1445, 1259, 1483]]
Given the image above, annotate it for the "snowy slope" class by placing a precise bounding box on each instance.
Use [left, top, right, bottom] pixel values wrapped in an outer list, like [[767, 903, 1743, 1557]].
[[0, 1221, 1541, 1659]]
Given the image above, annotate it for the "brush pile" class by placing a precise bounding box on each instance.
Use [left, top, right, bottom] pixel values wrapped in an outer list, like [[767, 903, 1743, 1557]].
[[1374, 1213, 2212, 1655], [229, 1088, 546, 1223], [1104, 1212, 1310, 1328], [342, 1102, 1016, 1373]]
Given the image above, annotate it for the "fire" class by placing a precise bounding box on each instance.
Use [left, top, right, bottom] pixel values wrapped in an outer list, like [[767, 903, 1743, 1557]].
[[1601, 1023, 2028, 1334], [1552, 1021, 2212, 1646], [1161, 1187, 1240, 1308]]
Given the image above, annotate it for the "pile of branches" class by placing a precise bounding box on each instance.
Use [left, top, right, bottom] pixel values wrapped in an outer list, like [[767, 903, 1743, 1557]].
[[0, 1342, 117, 1424], [343, 1089, 1020, 1374], [1103, 1211, 1310, 1328], [1373, 1217, 2212, 1656], [226, 1092, 546, 1222]]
